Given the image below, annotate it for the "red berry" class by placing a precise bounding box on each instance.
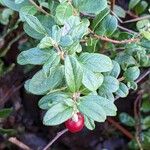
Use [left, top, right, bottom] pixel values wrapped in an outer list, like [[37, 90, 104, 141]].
[[65, 112, 84, 133]]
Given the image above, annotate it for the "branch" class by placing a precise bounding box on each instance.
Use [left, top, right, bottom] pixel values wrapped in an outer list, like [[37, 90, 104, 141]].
[[8, 137, 31, 150], [123, 15, 150, 23], [118, 25, 138, 35], [43, 129, 68, 150], [89, 29, 140, 44], [107, 117, 134, 139], [134, 93, 143, 150], [29, 0, 50, 15]]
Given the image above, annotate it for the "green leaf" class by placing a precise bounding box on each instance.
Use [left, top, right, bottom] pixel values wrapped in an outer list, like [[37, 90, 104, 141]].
[[82, 69, 104, 91], [55, 2, 73, 25], [42, 51, 60, 75], [96, 14, 118, 36], [19, 5, 37, 21], [28, 66, 64, 95], [115, 82, 129, 98], [127, 81, 138, 90], [43, 103, 73, 125], [39, 36, 53, 49], [98, 76, 119, 94], [124, 66, 140, 81], [129, 0, 140, 9], [17, 47, 52, 65], [114, 5, 126, 18], [134, 1, 148, 15], [70, 18, 90, 40], [143, 116, 150, 129], [78, 95, 117, 122], [38, 92, 71, 110], [84, 115, 95, 130], [15, 0, 24, 4], [79, 52, 113, 73], [65, 55, 83, 92], [0, 108, 12, 118], [141, 98, 150, 113], [92, 8, 110, 30], [60, 35, 73, 47], [51, 25, 62, 42], [3, 0, 29, 11], [109, 60, 121, 78], [24, 15, 47, 35], [119, 113, 135, 127], [73, 0, 107, 14], [0, 128, 16, 136]]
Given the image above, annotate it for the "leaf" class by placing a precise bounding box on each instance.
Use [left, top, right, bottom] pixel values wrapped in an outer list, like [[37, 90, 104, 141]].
[[92, 8, 110, 30], [98, 76, 119, 94], [115, 82, 129, 98], [15, 0, 24, 4], [82, 69, 104, 91], [42, 51, 60, 75], [141, 98, 150, 113], [0, 128, 16, 136], [19, 5, 37, 21], [119, 113, 135, 127], [129, 0, 140, 9], [24, 15, 47, 35], [96, 14, 118, 36], [43, 103, 73, 125], [51, 25, 62, 42], [60, 35, 73, 47], [84, 115, 95, 130], [38, 92, 72, 109], [109, 60, 121, 78], [78, 95, 117, 122], [124, 66, 140, 81], [114, 5, 126, 18], [143, 116, 150, 129], [3, 0, 29, 11], [70, 18, 90, 40], [127, 81, 138, 90], [79, 52, 112, 73], [17, 47, 52, 65], [0, 108, 12, 118], [55, 2, 73, 25], [28, 66, 64, 95], [73, 0, 107, 14], [39, 36, 54, 49], [65, 55, 83, 92]]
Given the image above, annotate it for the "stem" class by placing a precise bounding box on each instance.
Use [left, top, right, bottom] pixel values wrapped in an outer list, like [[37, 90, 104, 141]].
[[89, 29, 140, 44], [8, 137, 31, 150], [43, 129, 68, 150], [123, 15, 150, 23], [118, 25, 138, 35], [134, 93, 143, 150], [107, 118, 134, 139], [29, 0, 50, 15]]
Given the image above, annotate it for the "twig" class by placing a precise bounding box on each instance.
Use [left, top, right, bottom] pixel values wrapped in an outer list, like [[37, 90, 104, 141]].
[[107, 117, 134, 139], [134, 93, 143, 150], [8, 137, 32, 150], [43, 129, 68, 150], [123, 15, 150, 23], [110, 0, 116, 11], [111, 10, 123, 23], [29, 0, 50, 15], [118, 25, 138, 35]]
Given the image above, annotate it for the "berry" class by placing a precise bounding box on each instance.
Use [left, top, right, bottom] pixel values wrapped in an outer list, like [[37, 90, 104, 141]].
[[65, 112, 84, 133]]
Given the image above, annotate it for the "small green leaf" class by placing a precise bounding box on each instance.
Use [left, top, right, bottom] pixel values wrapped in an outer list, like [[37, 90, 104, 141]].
[[84, 115, 95, 130], [73, 0, 107, 14], [141, 98, 150, 113], [119, 113, 135, 127], [65, 55, 83, 92], [19, 5, 37, 21], [28, 66, 64, 95], [0, 108, 12, 118], [115, 82, 129, 98], [43, 103, 73, 126], [127, 81, 138, 90], [38, 92, 71, 110], [114, 5, 126, 18], [143, 116, 150, 129], [24, 15, 47, 35], [82, 69, 104, 91], [92, 8, 110, 30], [124, 66, 140, 81], [79, 52, 112, 73], [78, 95, 117, 122], [15, 0, 24, 4], [109, 60, 121, 78], [129, 0, 140, 9], [98, 76, 119, 94], [55, 2, 73, 25], [17, 47, 52, 65]]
